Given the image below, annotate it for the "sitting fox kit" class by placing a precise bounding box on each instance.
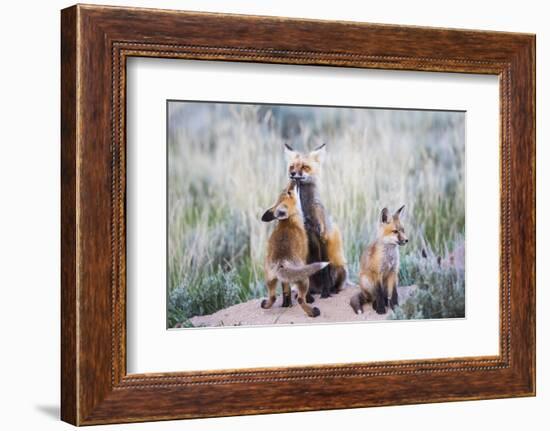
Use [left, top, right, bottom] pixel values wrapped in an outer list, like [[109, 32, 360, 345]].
[[284, 143, 347, 299], [351, 206, 408, 315], [261, 181, 328, 318]]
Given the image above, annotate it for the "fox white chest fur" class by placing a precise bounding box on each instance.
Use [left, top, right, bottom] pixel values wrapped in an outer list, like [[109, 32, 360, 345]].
[[381, 244, 400, 275]]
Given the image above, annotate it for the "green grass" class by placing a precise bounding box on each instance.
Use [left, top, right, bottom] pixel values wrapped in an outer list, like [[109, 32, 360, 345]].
[[167, 103, 466, 327]]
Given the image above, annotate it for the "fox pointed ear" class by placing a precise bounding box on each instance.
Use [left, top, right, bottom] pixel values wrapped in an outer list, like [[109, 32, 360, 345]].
[[394, 205, 406, 219], [284, 143, 298, 162], [380, 207, 390, 224], [309, 143, 326, 163], [261, 208, 276, 222]]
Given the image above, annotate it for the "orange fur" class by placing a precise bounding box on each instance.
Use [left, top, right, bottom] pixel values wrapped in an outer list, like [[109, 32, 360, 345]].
[[286, 153, 322, 182], [261, 181, 327, 317], [351, 206, 408, 315], [326, 224, 346, 267], [284, 144, 347, 297]]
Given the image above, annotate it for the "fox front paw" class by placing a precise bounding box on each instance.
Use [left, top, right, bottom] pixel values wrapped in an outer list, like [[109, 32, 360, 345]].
[[390, 290, 399, 309], [373, 300, 386, 315], [281, 294, 292, 307]]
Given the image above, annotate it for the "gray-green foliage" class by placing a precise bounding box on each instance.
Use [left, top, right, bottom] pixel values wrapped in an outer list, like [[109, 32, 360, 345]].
[[392, 247, 466, 320], [167, 103, 466, 327], [167, 266, 265, 328]]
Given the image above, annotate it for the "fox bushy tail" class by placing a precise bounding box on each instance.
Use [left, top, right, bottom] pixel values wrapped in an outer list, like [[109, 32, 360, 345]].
[[276, 261, 329, 283]]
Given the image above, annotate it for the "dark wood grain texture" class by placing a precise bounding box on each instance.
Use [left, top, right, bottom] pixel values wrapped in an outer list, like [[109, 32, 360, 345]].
[[60, 4, 535, 425], [60, 5, 78, 425]]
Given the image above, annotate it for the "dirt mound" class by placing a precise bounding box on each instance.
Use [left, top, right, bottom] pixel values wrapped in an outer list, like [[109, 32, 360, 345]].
[[188, 284, 417, 328]]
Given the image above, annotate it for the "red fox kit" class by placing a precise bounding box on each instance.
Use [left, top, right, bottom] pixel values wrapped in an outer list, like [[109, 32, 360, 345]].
[[284, 143, 347, 299], [261, 181, 328, 318], [350, 206, 408, 315]]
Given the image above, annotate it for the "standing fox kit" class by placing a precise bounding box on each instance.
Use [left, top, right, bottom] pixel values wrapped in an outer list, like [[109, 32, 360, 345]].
[[261, 181, 328, 318], [351, 206, 408, 315], [284, 143, 347, 299]]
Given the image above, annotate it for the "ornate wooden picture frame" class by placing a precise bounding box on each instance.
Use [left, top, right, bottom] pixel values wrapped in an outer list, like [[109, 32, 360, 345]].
[[61, 4, 535, 425]]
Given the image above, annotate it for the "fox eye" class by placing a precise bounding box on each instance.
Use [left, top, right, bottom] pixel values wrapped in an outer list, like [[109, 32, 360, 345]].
[[392, 230, 399, 234]]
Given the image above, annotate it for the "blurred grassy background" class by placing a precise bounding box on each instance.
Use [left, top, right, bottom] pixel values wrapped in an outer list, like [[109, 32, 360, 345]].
[[167, 102, 465, 327]]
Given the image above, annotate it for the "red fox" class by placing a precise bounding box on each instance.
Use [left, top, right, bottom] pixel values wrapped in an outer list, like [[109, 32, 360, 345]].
[[261, 181, 328, 318], [284, 143, 347, 299], [350, 206, 408, 315]]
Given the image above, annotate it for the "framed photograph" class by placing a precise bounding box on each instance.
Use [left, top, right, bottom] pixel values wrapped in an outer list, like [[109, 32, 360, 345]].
[[61, 4, 535, 425]]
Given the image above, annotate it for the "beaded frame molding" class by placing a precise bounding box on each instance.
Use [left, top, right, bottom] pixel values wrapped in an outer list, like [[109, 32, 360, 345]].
[[61, 4, 535, 425]]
